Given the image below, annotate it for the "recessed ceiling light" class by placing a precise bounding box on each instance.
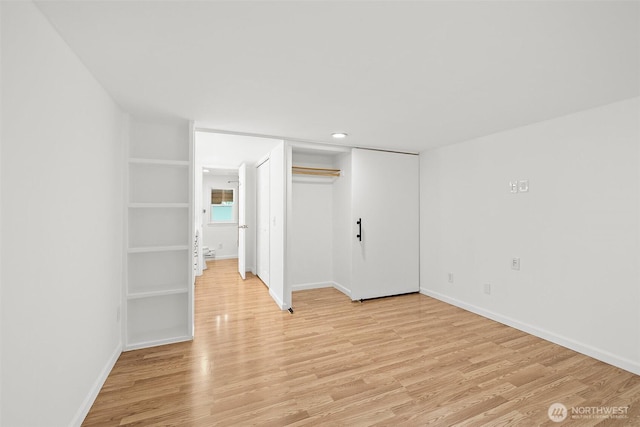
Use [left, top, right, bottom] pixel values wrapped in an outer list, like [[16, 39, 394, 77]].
[[331, 132, 348, 139]]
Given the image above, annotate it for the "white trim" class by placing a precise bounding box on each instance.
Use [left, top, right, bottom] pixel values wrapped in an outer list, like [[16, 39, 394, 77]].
[[206, 255, 238, 261], [420, 288, 640, 376], [125, 335, 192, 352], [332, 281, 351, 298], [127, 288, 188, 299], [291, 281, 333, 291], [289, 140, 352, 154], [121, 114, 130, 373], [269, 288, 287, 310], [70, 342, 122, 427], [194, 127, 416, 155], [189, 120, 196, 340], [290, 281, 351, 298]]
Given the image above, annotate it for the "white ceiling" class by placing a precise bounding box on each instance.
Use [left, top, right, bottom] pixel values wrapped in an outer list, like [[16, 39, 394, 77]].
[[35, 1, 639, 152], [196, 131, 281, 169]]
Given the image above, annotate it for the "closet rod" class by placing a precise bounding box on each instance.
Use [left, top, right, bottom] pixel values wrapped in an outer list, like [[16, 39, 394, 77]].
[[292, 165, 341, 177]]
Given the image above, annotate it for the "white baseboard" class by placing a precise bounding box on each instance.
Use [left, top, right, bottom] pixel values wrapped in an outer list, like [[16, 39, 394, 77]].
[[292, 281, 333, 291], [332, 281, 351, 298], [420, 288, 640, 376], [71, 342, 122, 427], [290, 281, 351, 298], [269, 288, 287, 311], [207, 255, 238, 261], [124, 335, 193, 352]]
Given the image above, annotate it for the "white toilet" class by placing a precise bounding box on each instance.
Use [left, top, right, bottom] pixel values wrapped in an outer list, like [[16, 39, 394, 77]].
[[202, 246, 216, 259]]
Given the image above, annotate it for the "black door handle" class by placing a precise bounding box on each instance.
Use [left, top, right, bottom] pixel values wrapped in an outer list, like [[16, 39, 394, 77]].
[[356, 218, 362, 241]]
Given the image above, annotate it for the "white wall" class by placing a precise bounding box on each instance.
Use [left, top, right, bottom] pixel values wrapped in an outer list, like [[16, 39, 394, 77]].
[[269, 142, 288, 309], [202, 174, 239, 259], [332, 152, 352, 294], [1, 2, 125, 426], [291, 181, 333, 288], [420, 97, 640, 374]]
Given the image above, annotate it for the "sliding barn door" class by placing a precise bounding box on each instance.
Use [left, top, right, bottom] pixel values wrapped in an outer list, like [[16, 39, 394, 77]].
[[351, 148, 419, 300]]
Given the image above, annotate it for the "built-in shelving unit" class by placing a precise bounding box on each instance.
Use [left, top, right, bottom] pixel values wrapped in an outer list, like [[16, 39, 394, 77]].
[[124, 121, 192, 350]]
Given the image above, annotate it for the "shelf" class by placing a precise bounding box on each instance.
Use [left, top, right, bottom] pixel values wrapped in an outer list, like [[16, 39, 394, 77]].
[[126, 327, 191, 351], [128, 202, 189, 208], [128, 245, 189, 254], [129, 162, 189, 203], [128, 251, 190, 292], [129, 208, 189, 247], [293, 174, 338, 184], [129, 158, 189, 167], [127, 293, 189, 350], [128, 288, 188, 300]]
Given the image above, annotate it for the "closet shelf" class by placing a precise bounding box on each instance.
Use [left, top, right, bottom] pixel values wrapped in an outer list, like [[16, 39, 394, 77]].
[[128, 288, 188, 300], [126, 327, 191, 351], [292, 166, 341, 177]]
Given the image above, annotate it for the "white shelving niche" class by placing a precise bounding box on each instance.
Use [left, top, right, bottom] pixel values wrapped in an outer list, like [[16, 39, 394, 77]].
[[125, 121, 192, 350]]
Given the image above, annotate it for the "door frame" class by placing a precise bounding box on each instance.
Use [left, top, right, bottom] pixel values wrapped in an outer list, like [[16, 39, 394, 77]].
[[238, 163, 247, 280], [256, 155, 271, 287]]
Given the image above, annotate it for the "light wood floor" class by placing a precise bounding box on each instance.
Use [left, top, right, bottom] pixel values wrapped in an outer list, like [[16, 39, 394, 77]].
[[84, 259, 640, 426]]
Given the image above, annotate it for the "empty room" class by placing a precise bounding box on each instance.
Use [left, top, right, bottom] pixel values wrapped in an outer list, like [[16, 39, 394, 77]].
[[1, 1, 639, 426]]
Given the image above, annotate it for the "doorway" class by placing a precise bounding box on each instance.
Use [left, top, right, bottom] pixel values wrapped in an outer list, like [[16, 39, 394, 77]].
[[195, 131, 280, 276]]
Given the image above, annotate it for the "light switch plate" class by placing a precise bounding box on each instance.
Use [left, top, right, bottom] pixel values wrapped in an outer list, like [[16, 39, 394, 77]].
[[519, 180, 529, 192], [511, 258, 521, 270], [510, 181, 519, 193]]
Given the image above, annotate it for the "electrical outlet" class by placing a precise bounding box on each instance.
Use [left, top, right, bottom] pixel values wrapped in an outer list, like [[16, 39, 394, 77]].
[[448, 273, 454, 283], [512, 258, 520, 270], [484, 283, 491, 295], [518, 180, 529, 192]]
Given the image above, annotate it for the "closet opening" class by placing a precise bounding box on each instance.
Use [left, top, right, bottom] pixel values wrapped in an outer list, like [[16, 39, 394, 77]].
[[289, 144, 353, 309]]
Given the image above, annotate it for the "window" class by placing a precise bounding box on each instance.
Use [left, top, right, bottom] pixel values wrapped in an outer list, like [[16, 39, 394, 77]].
[[210, 188, 235, 222]]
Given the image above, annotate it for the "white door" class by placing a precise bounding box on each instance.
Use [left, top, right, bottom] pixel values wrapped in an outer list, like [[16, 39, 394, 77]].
[[238, 163, 247, 280], [256, 159, 270, 286], [351, 148, 420, 300]]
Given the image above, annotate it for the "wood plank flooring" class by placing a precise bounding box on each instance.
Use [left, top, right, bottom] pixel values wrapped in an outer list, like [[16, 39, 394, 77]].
[[83, 259, 640, 426]]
